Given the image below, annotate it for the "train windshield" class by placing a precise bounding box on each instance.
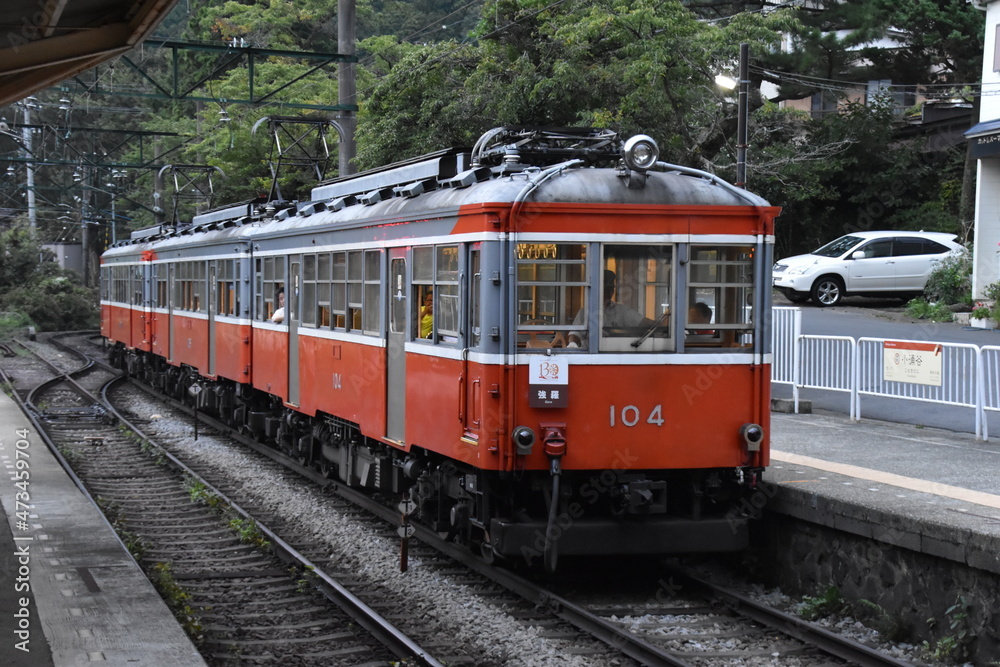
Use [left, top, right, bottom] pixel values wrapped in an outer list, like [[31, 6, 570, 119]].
[[515, 243, 674, 353]]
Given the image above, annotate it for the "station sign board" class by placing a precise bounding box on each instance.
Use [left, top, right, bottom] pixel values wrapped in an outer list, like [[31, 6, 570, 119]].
[[882, 340, 942, 387]]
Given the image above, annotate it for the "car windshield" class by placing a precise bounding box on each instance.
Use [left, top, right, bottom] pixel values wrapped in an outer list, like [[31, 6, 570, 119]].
[[813, 235, 863, 258]]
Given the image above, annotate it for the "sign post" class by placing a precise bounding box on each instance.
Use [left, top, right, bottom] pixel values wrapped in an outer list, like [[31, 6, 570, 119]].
[[187, 383, 203, 440]]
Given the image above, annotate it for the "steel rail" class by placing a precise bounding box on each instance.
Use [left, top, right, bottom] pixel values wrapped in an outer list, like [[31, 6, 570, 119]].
[[99, 375, 446, 667], [137, 379, 697, 667], [671, 568, 917, 667], [8, 335, 443, 667]]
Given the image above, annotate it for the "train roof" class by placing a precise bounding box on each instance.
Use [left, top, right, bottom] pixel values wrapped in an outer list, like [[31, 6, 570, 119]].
[[102, 127, 772, 259]]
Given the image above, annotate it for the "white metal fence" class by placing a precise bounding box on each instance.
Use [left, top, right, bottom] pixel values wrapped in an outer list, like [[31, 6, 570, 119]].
[[771, 307, 995, 439]]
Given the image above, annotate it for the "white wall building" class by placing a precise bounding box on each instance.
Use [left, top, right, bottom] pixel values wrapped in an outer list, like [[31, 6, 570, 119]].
[[967, 1, 1000, 297]]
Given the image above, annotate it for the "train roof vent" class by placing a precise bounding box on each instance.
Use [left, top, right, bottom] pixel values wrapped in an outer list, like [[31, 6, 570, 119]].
[[441, 166, 492, 189], [359, 187, 395, 206], [394, 178, 438, 198], [298, 201, 327, 217], [328, 195, 356, 211]]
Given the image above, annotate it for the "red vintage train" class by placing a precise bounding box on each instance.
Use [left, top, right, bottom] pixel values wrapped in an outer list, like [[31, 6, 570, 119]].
[[101, 127, 779, 571]]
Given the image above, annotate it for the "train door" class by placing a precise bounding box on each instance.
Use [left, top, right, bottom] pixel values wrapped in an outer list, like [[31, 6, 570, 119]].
[[208, 261, 217, 376], [288, 258, 301, 406], [462, 246, 482, 442], [167, 263, 175, 363], [140, 262, 152, 351], [386, 249, 407, 442]]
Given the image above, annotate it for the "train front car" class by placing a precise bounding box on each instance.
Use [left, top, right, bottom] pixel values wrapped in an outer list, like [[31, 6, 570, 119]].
[[99, 127, 778, 573], [485, 131, 778, 571]]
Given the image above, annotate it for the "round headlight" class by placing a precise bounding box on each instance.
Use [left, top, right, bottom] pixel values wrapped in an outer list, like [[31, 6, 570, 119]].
[[623, 135, 659, 172], [511, 425, 536, 455]]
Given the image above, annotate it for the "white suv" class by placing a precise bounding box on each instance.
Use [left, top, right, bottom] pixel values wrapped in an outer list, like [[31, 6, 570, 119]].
[[772, 231, 962, 307]]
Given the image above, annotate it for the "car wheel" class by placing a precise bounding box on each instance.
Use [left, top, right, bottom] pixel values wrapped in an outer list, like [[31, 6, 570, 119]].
[[783, 289, 810, 304], [810, 276, 844, 307]]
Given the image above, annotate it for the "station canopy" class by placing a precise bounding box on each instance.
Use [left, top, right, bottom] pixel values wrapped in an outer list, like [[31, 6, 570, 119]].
[[0, 0, 179, 107]]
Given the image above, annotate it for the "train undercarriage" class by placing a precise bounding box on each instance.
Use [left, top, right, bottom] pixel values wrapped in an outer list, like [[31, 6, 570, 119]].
[[111, 343, 761, 571]]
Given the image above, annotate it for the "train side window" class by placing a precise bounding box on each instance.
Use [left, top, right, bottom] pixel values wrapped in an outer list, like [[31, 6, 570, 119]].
[[317, 253, 332, 328], [410, 245, 460, 344], [301, 254, 317, 327], [256, 256, 285, 321], [687, 246, 754, 348], [412, 246, 433, 341], [515, 243, 587, 350], [389, 258, 406, 335], [363, 250, 381, 335], [191, 261, 205, 312], [155, 265, 167, 309], [174, 262, 187, 310], [469, 246, 481, 348], [217, 260, 235, 316], [347, 250, 363, 331], [132, 266, 141, 306], [332, 251, 347, 329], [436, 246, 459, 342]]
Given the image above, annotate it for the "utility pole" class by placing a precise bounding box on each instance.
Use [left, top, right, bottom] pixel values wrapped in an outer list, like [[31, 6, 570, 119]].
[[338, 0, 357, 176], [21, 98, 38, 234]]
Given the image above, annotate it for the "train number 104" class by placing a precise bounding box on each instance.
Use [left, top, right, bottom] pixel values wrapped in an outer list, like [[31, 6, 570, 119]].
[[609, 404, 664, 427]]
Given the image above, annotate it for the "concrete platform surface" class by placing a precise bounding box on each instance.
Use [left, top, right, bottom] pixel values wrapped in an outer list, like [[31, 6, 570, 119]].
[[767, 411, 1000, 574], [0, 390, 206, 667]]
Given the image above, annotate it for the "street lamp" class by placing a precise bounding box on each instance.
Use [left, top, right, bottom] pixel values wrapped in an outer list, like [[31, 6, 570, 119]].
[[716, 43, 750, 188]]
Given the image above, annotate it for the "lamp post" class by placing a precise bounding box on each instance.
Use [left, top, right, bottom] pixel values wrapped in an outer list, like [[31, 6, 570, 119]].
[[715, 43, 750, 188]]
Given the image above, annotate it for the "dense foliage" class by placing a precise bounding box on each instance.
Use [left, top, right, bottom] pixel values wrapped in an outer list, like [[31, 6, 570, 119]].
[[0, 228, 99, 333], [0, 0, 986, 304]]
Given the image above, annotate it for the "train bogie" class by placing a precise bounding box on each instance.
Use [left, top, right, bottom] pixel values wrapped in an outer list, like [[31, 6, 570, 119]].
[[101, 127, 779, 571]]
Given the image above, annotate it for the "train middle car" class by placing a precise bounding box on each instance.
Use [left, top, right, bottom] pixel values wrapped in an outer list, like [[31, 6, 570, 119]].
[[101, 128, 780, 571]]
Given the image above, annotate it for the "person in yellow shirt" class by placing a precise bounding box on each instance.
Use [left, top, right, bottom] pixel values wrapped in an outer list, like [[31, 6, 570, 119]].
[[419, 290, 433, 338]]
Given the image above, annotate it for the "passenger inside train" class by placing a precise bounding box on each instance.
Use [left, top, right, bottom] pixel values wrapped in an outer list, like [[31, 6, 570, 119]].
[[271, 287, 285, 323]]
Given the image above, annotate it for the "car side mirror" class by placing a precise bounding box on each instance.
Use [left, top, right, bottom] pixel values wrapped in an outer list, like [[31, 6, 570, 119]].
[[851, 250, 866, 260]]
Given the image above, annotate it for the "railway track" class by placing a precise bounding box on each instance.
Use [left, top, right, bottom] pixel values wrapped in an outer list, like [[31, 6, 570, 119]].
[[1, 333, 920, 666], [1, 334, 441, 666]]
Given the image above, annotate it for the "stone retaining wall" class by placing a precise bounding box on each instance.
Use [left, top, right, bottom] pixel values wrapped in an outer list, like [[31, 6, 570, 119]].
[[756, 487, 1000, 663]]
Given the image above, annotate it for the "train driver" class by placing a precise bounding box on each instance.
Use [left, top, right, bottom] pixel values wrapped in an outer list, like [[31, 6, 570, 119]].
[[567, 270, 654, 348], [687, 301, 714, 335], [271, 287, 285, 323]]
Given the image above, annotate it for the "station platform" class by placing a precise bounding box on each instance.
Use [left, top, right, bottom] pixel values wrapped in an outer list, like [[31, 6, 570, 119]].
[[766, 410, 1000, 564], [0, 391, 206, 667], [765, 409, 1000, 597]]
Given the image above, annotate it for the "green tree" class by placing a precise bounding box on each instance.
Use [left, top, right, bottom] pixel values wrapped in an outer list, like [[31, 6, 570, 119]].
[[0, 227, 98, 332], [357, 0, 797, 169]]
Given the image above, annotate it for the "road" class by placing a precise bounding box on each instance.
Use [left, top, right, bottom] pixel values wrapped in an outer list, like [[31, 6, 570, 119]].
[[770, 294, 1000, 437]]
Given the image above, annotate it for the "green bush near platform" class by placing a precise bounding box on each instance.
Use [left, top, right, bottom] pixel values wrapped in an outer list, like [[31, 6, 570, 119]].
[[922, 248, 973, 307], [904, 298, 954, 322]]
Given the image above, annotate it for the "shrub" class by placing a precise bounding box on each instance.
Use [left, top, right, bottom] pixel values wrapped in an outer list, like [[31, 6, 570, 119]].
[[0, 311, 34, 340], [980, 281, 1000, 322], [923, 248, 972, 305], [905, 298, 954, 322], [2, 276, 99, 331]]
